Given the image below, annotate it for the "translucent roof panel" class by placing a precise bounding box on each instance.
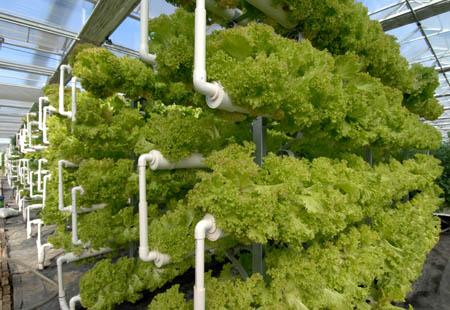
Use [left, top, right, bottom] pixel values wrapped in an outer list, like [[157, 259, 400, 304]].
[[358, 0, 450, 137], [1, 0, 95, 33]]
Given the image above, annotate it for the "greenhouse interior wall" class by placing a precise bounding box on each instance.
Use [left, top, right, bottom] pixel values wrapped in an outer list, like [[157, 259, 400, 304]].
[[0, 0, 450, 309]]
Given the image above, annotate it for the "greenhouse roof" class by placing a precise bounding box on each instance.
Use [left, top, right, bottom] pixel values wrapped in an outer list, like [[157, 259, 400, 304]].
[[0, 0, 449, 150]]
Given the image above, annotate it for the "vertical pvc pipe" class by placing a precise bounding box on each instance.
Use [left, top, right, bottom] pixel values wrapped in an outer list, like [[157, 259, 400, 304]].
[[194, 215, 223, 310], [71, 77, 77, 122], [71, 186, 84, 245], [59, 65, 72, 118], [139, 0, 156, 64]]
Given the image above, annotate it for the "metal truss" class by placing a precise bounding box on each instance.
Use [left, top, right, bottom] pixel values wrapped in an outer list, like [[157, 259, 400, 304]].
[[375, 0, 450, 31]]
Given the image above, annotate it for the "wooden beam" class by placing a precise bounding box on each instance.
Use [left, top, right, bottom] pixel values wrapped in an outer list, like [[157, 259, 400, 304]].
[[48, 0, 141, 85], [380, 0, 450, 31]]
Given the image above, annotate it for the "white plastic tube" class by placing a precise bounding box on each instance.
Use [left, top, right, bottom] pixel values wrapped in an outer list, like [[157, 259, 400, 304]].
[[37, 159, 48, 192], [69, 295, 82, 310], [42, 174, 51, 210], [35, 219, 52, 270], [71, 186, 107, 245], [71, 76, 77, 122], [205, 0, 247, 23], [139, 0, 157, 65], [58, 160, 79, 212], [59, 64, 73, 118], [57, 248, 112, 310], [43, 105, 57, 144], [246, 0, 296, 29], [29, 172, 43, 199], [148, 150, 205, 170], [71, 186, 84, 245], [38, 97, 49, 130], [194, 0, 248, 113], [137, 151, 205, 266], [28, 219, 53, 269], [194, 214, 224, 310]]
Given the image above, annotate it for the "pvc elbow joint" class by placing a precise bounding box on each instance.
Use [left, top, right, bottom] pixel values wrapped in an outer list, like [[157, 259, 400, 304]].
[[195, 214, 223, 241], [138, 153, 153, 168], [139, 248, 171, 267], [72, 186, 84, 196]]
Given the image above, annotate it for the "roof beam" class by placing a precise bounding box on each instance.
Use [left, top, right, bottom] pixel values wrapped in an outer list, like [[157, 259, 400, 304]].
[[48, 0, 141, 85], [0, 59, 55, 76], [438, 65, 450, 73], [380, 0, 450, 32], [403, 0, 450, 87]]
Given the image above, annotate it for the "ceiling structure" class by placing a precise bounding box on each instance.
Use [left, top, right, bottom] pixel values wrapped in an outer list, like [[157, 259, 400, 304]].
[[0, 0, 450, 151]]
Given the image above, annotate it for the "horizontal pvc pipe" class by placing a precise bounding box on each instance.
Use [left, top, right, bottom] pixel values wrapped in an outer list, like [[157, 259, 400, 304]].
[[58, 160, 79, 212], [139, 0, 156, 65], [205, 0, 247, 24], [246, 0, 296, 29], [59, 64, 72, 118], [194, 214, 224, 310], [57, 248, 112, 310], [148, 150, 205, 170]]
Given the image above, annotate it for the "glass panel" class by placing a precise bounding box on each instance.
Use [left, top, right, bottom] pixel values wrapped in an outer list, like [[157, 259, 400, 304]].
[[0, 0, 95, 33], [0, 20, 29, 42], [28, 29, 71, 51], [0, 69, 47, 88]]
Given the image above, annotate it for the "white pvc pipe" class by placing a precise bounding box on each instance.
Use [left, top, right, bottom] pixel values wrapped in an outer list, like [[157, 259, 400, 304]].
[[148, 150, 205, 170], [37, 159, 48, 192], [139, 0, 157, 65], [71, 186, 107, 245], [205, 0, 247, 23], [71, 186, 84, 245], [43, 105, 57, 144], [29, 171, 43, 199], [59, 64, 73, 118], [27, 113, 31, 146], [42, 174, 51, 210], [24, 202, 42, 223], [38, 96, 49, 130], [194, 0, 248, 113], [69, 295, 82, 310], [137, 151, 205, 266], [34, 219, 52, 270], [58, 160, 79, 212], [246, 0, 296, 29], [194, 214, 223, 310], [57, 248, 112, 310], [71, 76, 77, 122]]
